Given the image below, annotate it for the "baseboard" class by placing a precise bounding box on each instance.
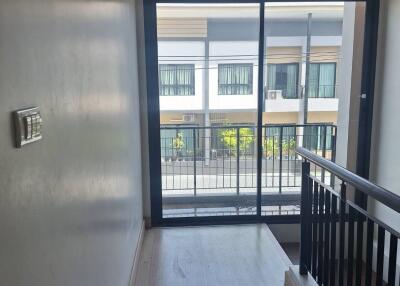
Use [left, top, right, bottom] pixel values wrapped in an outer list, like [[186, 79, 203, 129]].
[[129, 220, 145, 286], [144, 216, 151, 228]]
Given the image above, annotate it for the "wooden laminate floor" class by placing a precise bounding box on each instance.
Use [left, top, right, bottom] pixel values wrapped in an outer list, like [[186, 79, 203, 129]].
[[134, 224, 292, 286]]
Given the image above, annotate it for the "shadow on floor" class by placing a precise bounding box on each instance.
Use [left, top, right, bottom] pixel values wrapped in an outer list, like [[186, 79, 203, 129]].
[[281, 242, 300, 265], [279, 243, 387, 286]]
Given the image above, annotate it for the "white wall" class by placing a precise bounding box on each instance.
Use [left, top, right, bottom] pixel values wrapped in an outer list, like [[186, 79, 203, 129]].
[[369, 0, 400, 282], [370, 0, 400, 231], [158, 37, 342, 113], [0, 1, 143, 285], [158, 41, 204, 111], [209, 41, 259, 111], [265, 98, 338, 113]]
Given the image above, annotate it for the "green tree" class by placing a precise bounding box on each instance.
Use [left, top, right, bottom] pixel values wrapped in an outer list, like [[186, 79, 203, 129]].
[[263, 137, 279, 158], [282, 137, 296, 157], [172, 132, 185, 157], [263, 137, 296, 158], [219, 128, 254, 156]]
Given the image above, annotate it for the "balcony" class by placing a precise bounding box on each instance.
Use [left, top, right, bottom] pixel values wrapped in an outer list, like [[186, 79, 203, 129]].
[[160, 123, 336, 218], [265, 85, 339, 113]]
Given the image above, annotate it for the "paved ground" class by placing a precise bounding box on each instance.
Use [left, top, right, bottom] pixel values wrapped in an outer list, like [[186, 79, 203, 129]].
[[161, 171, 332, 217]]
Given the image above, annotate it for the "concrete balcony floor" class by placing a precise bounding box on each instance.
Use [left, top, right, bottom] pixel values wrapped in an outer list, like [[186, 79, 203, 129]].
[[134, 224, 292, 286]]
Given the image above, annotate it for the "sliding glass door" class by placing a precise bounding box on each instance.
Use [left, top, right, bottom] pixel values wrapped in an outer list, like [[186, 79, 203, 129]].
[[261, 1, 367, 216], [157, 3, 260, 219], [145, 0, 376, 225]]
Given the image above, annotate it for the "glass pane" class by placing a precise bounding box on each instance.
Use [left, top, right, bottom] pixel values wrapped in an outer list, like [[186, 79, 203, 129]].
[[318, 63, 336, 98], [218, 64, 253, 95], [262, 2, 366, 216], [159, 64, 196, 96], [308, 64, 319, 98], [157, 3, 260, 218]]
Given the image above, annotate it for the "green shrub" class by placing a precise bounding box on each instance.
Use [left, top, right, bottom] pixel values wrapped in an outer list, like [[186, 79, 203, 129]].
[[219, 128, 254, 156]]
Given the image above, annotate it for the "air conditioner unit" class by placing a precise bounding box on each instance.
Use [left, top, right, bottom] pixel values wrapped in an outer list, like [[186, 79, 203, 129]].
[[267, 90, 283, 100], [182, 114, 195, 123]]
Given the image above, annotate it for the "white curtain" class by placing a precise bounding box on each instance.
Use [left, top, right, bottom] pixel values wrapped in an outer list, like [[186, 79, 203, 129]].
[[286, 64, 298, 98], [159, 64, 195, 96], [267, 64, 276, 90], [318, 63, 335, 98], [308, 63, 336, 98], [218, 64, 253, 95], [308, 64, 319, 98]]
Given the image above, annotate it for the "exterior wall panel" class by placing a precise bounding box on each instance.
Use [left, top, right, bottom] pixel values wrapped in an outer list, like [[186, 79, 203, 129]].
[[158, 41, 205, 111]]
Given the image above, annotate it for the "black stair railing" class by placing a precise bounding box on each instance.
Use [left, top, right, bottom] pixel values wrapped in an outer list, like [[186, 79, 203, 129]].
[[298, 147, 400, 286]]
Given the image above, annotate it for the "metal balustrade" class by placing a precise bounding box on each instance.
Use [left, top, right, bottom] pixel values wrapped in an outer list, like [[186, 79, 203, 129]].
[[298, 147, 400, 286], [160, 124, 336, 217]]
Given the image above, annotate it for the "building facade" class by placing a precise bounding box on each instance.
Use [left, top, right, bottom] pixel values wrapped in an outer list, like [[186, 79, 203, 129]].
[[157, 3, 344, 161]]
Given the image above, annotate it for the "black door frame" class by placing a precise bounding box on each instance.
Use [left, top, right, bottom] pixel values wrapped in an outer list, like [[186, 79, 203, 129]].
[[143, 0, 380, 227]]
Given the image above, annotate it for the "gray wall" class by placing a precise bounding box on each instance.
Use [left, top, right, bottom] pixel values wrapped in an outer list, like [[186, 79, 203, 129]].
[[208, 19, 343, 41], [0, 1, 143, 285], [368, 0, 400, 280], [370, 0, 400, 231]]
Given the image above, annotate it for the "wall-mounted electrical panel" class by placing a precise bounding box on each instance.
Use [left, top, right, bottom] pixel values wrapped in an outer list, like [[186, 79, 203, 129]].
[[13, 107, 42, 148]]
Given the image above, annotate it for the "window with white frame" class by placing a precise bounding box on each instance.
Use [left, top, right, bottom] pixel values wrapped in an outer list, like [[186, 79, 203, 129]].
[[158, 64, 195, 96], [218, 63, 253, 95]]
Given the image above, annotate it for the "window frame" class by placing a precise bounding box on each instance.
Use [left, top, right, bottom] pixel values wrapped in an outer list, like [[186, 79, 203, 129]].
[[158, 64, 196, 96], [217, 63, 254, 95], [266, 62, 300, 99], [308, 62, 337, 98]]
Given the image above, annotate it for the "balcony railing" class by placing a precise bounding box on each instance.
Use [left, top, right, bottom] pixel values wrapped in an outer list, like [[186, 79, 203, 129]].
[[160, 123, 336, 217], [298, 147, 400, 285], [265, 85, 338, 100]]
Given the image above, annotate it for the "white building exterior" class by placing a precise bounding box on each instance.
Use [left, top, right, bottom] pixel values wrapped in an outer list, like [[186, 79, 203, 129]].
[[157, 3, 347, 127]]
